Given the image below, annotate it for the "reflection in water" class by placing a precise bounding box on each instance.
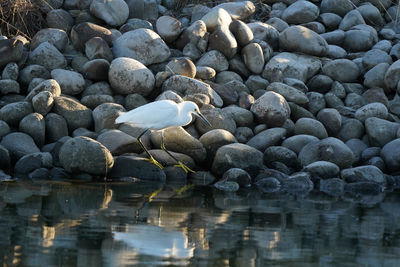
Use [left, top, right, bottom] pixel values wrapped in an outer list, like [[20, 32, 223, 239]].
[[0, 181, 400, 266]]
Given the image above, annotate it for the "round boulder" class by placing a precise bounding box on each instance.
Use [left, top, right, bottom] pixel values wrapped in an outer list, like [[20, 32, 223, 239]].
[[250, 91, 290, 127]]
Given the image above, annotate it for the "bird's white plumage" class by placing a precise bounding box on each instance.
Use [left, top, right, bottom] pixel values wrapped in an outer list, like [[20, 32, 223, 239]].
[[115, 100, 197, 130]]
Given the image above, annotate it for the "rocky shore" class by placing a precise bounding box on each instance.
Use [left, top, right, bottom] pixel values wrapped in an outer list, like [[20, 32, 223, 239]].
[[0, 0, 400, 196]]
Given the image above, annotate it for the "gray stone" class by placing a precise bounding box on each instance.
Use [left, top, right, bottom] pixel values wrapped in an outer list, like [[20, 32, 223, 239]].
[[303, 161, 340, 179], [264, 146, 298, 169], [19, 65, 51, 86], [51, 69, 85, 95], [214, 180, 240, 192], [32, 91, 54, 116], [59, 136, 114, 175], [319, 178, 345, 196], [222, 168, 252, 187], [307, 92, 326, 115], [234, 127, 254, 143], [282, 173, 314, 195], [357, 3, 384, 27], [250, 91, 290, 127], [31, 28, 68, 52], [166, 58, 196, 78], [295, 118, 328, 139], [321, 29, 345, 45], [229, 19, 254, 47], [327, 45, 347, 59], [247, 22, 279, 49], [97, 129, 141, 155], [321, 0, 353, 17], [45, 113, 68, 142], [345, 138, 368, 164], [279, 26, 328, 56], [93, 103, 125, 132], [241, 43, 264, 74], [85, 37, 113, 62], [343, 30, 375, 52], [262, 52, 321, 83], [0, 120, 10, 139], [222, 105, 253, 127], [384, 59, 400, 90], [201, 8, 232, 32], [2, 62, 18, 80], [0, 39, 24, 68], [70, 22, 112, 51], [365, 117, 400, 147], [109, 57, 155, 96], [319, 13, 342, 30], [208, 25, 237, 59], [212, 1, 255, 20], [246, 127, 287, 152], [0, 145, 11, 170], [362, 49, 392, 71], [0, 80, 20, 95], [82, 81, 113, 97], [199, 129, 237, 161], [355, 103, 388, 122], [316, 108, 342, 136], [28, 42, 67, 70], [267, 82, 308, 105], [26, 79, 61, 102], [266, 17, 289, 32], [195, 108, 236, 135], [156, 16, 182, 43], [19, 113, 45, 147], [46, 9, 74, 33], [381, 138, 400, 172], [282, 134, 319, 154], [0, 132, 40, 161], [281, 0, 319, 24], [82, 59, 110, 81], [90, 0, 129, 26], [337, 118, 365, 142], [322, 59, 360, 82], [175, 20, 207, 50], [341, 166, 385, 185], [0, 101, 33, 126], [364, 63, 390, 89], [14, 152, 52, 175], [196, 50, 229, 72], [255, 177, 281, 193], [211, 143, 263, 177], [53, 96, 93, 131], [339, 10, 366, 31], [112, 29, 171, 66], [298, 137, 355, 169]]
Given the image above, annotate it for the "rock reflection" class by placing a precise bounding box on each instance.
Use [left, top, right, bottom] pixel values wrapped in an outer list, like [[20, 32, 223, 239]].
[[0, 182, 399, 266]]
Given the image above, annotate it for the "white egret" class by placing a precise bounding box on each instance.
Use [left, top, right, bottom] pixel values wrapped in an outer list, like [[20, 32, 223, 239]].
[[115, 100, 211, 173]]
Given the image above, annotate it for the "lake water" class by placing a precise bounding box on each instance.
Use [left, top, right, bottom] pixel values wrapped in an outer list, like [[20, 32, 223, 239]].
[[0, 180, 399, 266]]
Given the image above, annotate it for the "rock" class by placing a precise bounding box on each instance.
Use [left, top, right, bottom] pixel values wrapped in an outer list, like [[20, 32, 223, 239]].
[[345, 138, 368, 164], [53, 96, 93, 131], [229, 19, 254, 47], [282, 173, 314, 195], [199, 129, 237, 162], [281, 1, 319, 24], [196, 50, 229, 72], [234, 127, 254, 143], [294, 118, 328, 139], [190, 171, 216, 186], [250, 91, 290, 127], [45, 113, 68, 142], [19, 65, 51, 86], [50, 69, 85, 95], [0, 132, 40, 161], [0, 80, 20, 95], [0, 39, 24, 68], [90, 0, 129, 26], [264, 146, 298, 169], [109, 57, 155, 96], [322, 59, 360, 82], [31, 28, 68, 52], [82, 81, 113, 97], [362, 49, 392, 71], [26, 79, 61, 102], [71, 22, 112, 51], [59, 136, 114, 176], [0, 101, 33, 126], [222, 168, 251, 187], [282, 134, 319, 154], [201, 8, 232, 32], [0, 145, 11, 170], [222, 105, 253, 127], [85, 37, 113, 61], [319, 178, 345, 196], [19, 113, 45, 147], [93, 103, 125, 132], [263, 52, 321, 83], [267, 82, 308, 105], [304, 161, 340, 179], [316, 108, 342, 136], [195, 108, 236, 134], [279, 26, 328, 56], [320, 0, 353, 16], [355, 103, 388, 123], [344, 182, 384, 196], [384, 59, 400, 90], [96, 129, 141, 155], [175, 20, 207, 50], [0, 120, 10, 139], [196, 66, 216, 80], [213, 1, 255, 20], [214, 180, 240, 192], [343, 29, 375, 52], [365, 117, 400, 147], [109, 155, 165, 182], [381, 138, 400, 173], [166, 58, 196, 78], [46, 9, 74, 33], [2, 62, 19, 80], [255, 177, 281, 193], [32, 91, 54, 115], [14, 152, 52, 175], [364, 63, 389, 89], [306, 91, 326, 115], [341, 166, 386, 185], [156, 16, 181, 43], [208, 26, 237, 59], [112, 29, 171, 66], [82, 59, 110, 81], [246, 127, 287, 152], [211, 143, 263, 177], [144, 149, 195, 170], [241, 43, 264, 74], [298, 137, 355, 169], [248, 22, 279, 49], [151, 126, 206, 163], [28, 42, 67, 70], [339, 10, 365, 31]]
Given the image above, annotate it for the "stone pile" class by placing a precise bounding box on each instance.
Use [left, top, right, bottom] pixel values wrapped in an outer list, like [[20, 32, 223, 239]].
[[1, 0, 400, 196]]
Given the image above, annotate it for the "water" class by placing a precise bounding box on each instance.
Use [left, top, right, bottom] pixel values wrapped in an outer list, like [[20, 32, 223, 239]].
[[0, 181, 400, 266]]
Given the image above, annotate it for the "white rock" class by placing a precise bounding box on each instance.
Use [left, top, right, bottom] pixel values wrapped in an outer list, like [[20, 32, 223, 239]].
[[90, 0, 129, 26]]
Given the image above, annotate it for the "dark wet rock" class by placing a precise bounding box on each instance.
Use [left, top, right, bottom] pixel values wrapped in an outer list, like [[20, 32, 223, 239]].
[[281, 134, 319, 154], [365, 117, 400, 147], [59, 136, 114, 176], [108, 155, 165, 182], [199, 129, 237, 161], [344, 182, 384, 196], [303, 161, 340, 179], [0, 132, 40, 161], [282, 173, 314, 195], [251, 91, 290, 127], [0, 101, 33, 126], [222, 168, 251, 187], [255, 177, 281, 193], [163, 166, 187, 184], [19, 113, 45, 147], [341, 166, 386, 185], [45, 113, 68, 143], [14, 152, 52, 175], [212, 143, 263, 177], [96, 129, 141, 155], [0, 145, 11, 170], [264, 146, 298, 169], [319, 178, 345, 196], [214, 180, 240, 192], [381, 138, 400, 173], [246, 127, 287, 152], [28, 168, 51, 180], [298, 137, 355, 169], [93, 103, 125, 133], [53, 96, 93, 131]]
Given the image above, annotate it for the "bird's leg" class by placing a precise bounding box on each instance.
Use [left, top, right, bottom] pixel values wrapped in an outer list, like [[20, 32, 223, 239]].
[[137, 129, 163, 169], [160, 131, 195, 173]]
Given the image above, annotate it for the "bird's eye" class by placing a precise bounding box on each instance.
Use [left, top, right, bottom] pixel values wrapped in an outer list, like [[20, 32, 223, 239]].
[[195, 108, 199, 112]]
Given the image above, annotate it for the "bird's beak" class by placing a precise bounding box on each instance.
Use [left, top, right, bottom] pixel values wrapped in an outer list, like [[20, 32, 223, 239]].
[[195, 111, 212, 127]]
